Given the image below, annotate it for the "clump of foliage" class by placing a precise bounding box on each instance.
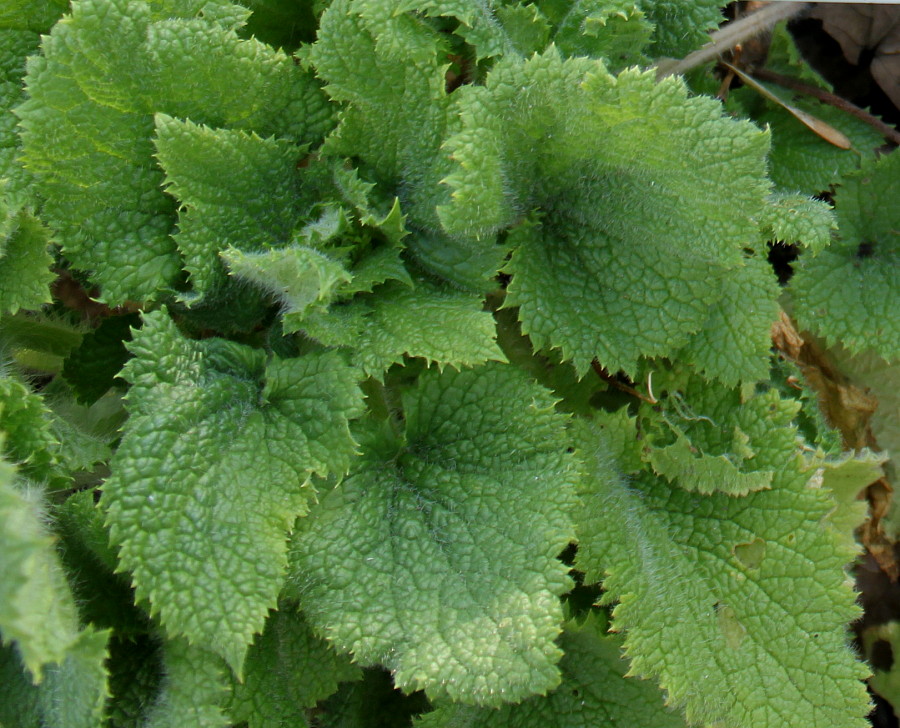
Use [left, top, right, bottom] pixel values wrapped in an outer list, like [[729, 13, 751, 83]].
[[0, 0, 896, 726]]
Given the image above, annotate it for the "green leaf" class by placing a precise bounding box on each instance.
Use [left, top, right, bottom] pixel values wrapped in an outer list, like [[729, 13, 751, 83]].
[[761, 192, 836, 254], [16, 0, 330, 303], [416, 615, 687, 728], [401, 0, 515, 61], [54, 490, 147, 635], [227, 608, 361, 727], [816, 449, 885, 549], [143, 638, 229, 728], [730, 90, 882, 195], [300, 278, 505, 377], [0, 0, 68, 32], [573, 415, 871, 728], [494, 3, 551, 56], [0, 643, 41, 728], [311, 0, 502, 290], [38, 627, 110, 728], [442, 50, 770, 375], [61, 313, 139, 405], [0, 375, 60, 484], [640, 0, 726, 58], [790, 152, 900, 361], [222, 245, 351, 325], [0, 211, 54, 315], [288, 364, 577, 705], [0, 469, 79, 678], [677, 253, 779, 386], [0, 29, 40, 209], [551, 0, 652, 70], [309, 0, 447, 186], [153, 114, 306, 301], [102, 310, 364, 673], [644, 376, 802, 496]]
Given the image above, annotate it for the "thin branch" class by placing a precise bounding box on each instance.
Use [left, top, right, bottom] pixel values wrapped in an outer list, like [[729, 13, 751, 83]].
[[752, 67, 900, 147], [657, 2, 811, 79]]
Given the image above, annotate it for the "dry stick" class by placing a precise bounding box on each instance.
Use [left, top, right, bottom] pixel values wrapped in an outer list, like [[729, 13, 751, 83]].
[[753, 67, 900, 147], [656, 2, 811, 79]]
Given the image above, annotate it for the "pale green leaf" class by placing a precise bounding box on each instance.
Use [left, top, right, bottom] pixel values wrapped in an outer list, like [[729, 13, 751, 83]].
[[416, 614, 686, 728], [102, 311, 364, 673], [288, 364, 578, 705], [222, 245, 351, 324], [494, 3, 551, 56], [0, 211, 54, 315], [573, 415, 870, 728], [552, 0, 652, 70], [790, 152, 900, 361], [644, 377, 801, 496], [228, 608, 361, 728], [16, 0, 330, 303], [677, 253, 779, 386], [442, 50, 770, 375], [815, 449, 885, 549], [0, 375, 59, 483], [154, 114, 305, 300], [300, 278, 505, 376], [0, 470, 80, 679], [761, 192, 836, 254], [827, 345, 900, 540], [863, 622, 900, 715], [144, 638, 229, 728]]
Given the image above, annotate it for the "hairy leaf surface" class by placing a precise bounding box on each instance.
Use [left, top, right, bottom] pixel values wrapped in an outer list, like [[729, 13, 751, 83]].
[[677, 254, 778, 386], [762, 192, 836, 254], [791, 152, 900, 360], [154, 114, 306, 301], [17, 0, 330, 302], [644, 377, 801, 496], [0, 464, 80, 678], [288, 364, 577, 705], [443, 49, 770, 375], [300, 279, 504, 376], [574, 415, 870, 728], [143, 638, 229, 728], [102, 311, 364, 672], [415, 614, 686, 728]]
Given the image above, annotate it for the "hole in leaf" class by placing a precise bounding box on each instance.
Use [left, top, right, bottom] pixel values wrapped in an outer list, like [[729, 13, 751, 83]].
[[733, 537, 766, 570], [872, 639, 895, 671], [856, 241, 876, 259]]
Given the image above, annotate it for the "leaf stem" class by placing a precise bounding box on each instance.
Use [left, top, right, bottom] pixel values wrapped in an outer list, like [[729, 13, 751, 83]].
[[590, 360, 657, 405]]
